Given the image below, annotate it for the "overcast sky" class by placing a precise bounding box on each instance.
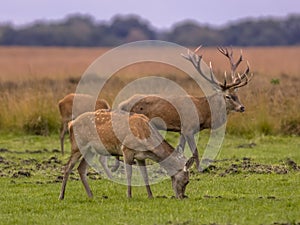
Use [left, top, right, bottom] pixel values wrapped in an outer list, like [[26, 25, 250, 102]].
[[1, 0, 299, 29]]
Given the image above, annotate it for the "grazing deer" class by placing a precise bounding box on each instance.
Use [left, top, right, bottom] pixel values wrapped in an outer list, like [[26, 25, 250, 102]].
[[58, 93, 110, 155], [59, 109, 194, 200], [118, 47, 253, 171]]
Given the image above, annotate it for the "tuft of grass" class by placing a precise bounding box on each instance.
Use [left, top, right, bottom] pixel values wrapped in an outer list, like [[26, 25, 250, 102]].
[[0, 81, 64, 134], [281, 117, 300, 136]]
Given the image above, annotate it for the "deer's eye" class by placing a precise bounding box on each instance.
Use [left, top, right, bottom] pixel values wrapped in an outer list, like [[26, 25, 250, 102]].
[[225, 95, 231, 99]]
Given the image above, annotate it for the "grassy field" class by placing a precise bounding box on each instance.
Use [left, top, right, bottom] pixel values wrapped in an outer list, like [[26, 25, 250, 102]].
[[0, 133, 299, 225]]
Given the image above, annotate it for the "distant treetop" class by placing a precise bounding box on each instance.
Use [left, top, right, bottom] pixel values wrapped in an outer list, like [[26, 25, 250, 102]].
[[0, 13, 299, 46]]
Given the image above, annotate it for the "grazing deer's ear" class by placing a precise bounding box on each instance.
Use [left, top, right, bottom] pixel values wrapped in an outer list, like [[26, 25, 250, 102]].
[[183, 157, 195, 172]]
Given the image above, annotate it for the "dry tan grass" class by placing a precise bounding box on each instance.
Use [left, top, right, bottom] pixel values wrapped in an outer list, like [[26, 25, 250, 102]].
[[0, 47, 109, 82], [0, 46, 299, 135]]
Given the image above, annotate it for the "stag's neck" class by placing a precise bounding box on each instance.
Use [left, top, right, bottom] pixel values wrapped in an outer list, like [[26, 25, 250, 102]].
[[205, 92, 227, 129]]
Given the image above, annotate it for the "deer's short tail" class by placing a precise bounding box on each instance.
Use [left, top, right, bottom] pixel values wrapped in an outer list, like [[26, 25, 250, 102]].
[[67, 121, 73, 133]]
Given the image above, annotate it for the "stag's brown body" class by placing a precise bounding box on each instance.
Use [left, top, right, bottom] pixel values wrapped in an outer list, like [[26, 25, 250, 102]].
[[59, 109, 194, 200], [119, 47, 252, 171], [119, 94, 213, 132], [119, 93, 227, 170]]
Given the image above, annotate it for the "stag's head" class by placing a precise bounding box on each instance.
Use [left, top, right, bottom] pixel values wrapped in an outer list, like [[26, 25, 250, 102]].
[[182, 46, 253, 114], [171, 157, 194, 199]]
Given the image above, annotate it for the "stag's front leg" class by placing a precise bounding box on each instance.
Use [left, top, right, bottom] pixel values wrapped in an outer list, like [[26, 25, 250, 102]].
[[136, 159, 153, 198], [185, 134, 200, 172]]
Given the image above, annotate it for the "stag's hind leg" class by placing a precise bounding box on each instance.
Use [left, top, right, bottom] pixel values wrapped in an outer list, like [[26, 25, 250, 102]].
[[185, 134, 200, 172], [176, 134, 186, 153]]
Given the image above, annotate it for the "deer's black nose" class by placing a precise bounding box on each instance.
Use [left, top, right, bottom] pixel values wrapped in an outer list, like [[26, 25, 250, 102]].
[[240, 106, 245, 112]]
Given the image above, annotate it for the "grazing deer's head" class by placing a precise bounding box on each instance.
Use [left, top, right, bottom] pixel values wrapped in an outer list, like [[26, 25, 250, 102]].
[[171, 157, 194, 199], [182, 46, 253, 114]]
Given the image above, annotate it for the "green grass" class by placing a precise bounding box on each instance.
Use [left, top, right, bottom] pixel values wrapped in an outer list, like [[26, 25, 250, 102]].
[[0, 133, 300, 225]]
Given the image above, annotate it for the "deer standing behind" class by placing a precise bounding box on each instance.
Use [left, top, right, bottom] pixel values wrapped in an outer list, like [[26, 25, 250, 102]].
[[59, 109, 194, 200], [119, 47, 253, 171], [58, 93, 119, 178], [58, 93, 110, 155]]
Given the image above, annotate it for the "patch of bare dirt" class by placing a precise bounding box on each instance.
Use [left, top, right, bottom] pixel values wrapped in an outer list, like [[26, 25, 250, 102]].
[[200, 157, 299, 176]]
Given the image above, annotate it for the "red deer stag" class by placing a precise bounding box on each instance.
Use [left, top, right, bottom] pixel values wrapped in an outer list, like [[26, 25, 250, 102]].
[[118, 47, 253, 171], [59, 109, 194, 200]]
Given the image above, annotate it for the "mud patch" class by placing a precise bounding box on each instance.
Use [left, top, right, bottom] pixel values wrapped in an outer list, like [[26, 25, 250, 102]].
[[0, 148, 63, 181], [12, 170, 31, 178], [237, 142, 257, 148], [271, 222, 300, 225], [203, 195, 223, 199], [165, 220, 193, 225], [0, 148, 9, 153], [199, 157, 299, 177], [0, 148, 109, 183], [284, 158, 299, 170]]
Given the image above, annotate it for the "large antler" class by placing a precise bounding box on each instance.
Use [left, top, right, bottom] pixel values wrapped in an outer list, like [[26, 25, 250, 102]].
[[217, 47, 253, 90], [217, 46, 242, 79], [181, 46, 224, 90], [182, 46, 253, 91]]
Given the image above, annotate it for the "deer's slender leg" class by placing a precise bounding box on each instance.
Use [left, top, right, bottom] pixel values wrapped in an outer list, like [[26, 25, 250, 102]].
[[122, 146, 134, 198], [110, 156, 120, 172], [77, 158, 93, 198], [60, 121, 68, 155], [125, 163, 133, 198], [137, 159, 153, 198], [59, 150, 81, 200], [176, 134, 186, 153], [185, 134, 200, 172], [99, 156, 113, 179]]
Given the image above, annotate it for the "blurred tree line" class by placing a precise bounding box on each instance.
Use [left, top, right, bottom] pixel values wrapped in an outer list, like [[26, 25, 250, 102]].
[[0, 13, 299, 46]]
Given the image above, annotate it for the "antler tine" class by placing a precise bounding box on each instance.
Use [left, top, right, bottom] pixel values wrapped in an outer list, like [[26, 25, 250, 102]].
[[218, 46, 244, 80], [223, 71, 227, 88], [234, 62, 253, 89], [238, 61, 250, 79], [181, 47, 222, 90], [234, 73, 253, 89], [233, 49, 243, 73], [209, 61, 223, 88], [230, 61, 253, 89], [194, 45, 202, 53], [217, 46, 229, 57]]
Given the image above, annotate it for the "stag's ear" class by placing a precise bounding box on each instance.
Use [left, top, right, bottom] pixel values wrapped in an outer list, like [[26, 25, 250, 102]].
[[183, 157, 195, 172]]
